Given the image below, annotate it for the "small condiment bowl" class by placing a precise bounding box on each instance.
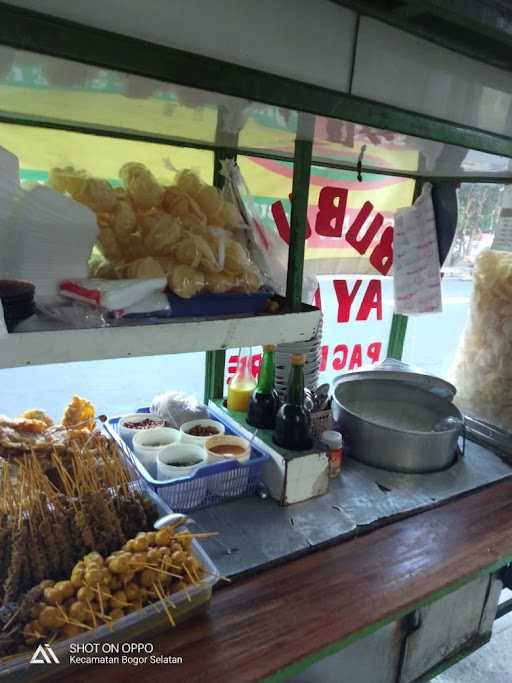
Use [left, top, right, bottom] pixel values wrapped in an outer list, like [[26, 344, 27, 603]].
[[205, 435, 251, 498], [119, 413, 165, 446], [204, 435, 251, 464], [180, 418, 225, 446], [157, 443, 206, 480], [132, 427, 181, 478]]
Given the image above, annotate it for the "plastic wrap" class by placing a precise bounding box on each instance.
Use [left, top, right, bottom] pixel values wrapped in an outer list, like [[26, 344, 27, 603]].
[[221, 159, 318, 302], [1, 184, 98, 298], [452, 249, 512, 430], [151, 391, 209, 428]]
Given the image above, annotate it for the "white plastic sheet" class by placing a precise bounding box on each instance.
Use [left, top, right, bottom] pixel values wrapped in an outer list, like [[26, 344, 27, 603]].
[[1, 185, 98, 297]]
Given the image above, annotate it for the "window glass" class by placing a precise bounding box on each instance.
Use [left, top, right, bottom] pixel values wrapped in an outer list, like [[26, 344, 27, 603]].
[[228, 156, 415, 388], [0, 353, 206, 419]]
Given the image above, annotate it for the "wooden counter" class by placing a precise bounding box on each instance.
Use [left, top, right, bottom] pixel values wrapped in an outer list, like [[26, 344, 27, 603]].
[[67, 479, 512, 683]]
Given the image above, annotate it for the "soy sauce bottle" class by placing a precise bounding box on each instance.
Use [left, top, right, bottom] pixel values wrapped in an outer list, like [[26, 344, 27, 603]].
[[273, 353, 313, 451], [247, 345, 279, 429]]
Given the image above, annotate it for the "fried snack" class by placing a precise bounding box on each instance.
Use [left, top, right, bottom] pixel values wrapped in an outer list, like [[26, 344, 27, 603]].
[[174, 169, 202, 196], [453, 249, 512, 430], [223, 239, 252, 275], [119, 162, 163, 210], [218, 200, 243, 230], [74, 178, 118, 213], [195, 185, 224, 221], [22, 410, 54, 428], [176, 234, 220, 273], [0, 416, 48, 435], [155, 256, 177, 275], [111, 201, 137, 238], [62, 396, 96, 431], [174, 235, 201, 269], [205, 272, 235, 294], [168, 265, 205, 299], [161, 186, 206, 226], [144, 214, 182, 255], [122, 257, 166, 279], [48, 166, 88, 197], [238, 264, 263, 293], [97, 226, 124, 263]]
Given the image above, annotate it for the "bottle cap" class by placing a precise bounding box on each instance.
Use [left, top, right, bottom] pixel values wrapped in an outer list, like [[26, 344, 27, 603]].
[[321, 430, 343, 449], [263, 344, 277, 352], [291, 353, 305, 366]]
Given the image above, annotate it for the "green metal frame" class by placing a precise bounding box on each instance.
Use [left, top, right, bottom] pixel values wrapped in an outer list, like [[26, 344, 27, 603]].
[[286, 116, 314, 311], [204, 114, 239, 402]]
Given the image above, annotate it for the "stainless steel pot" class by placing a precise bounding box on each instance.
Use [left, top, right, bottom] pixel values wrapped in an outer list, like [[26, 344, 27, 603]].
[[332, 377, 464, 474]]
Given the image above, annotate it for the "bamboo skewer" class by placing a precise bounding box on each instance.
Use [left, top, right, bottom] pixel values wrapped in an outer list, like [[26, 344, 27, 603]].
[[153, 582, 175, 627]]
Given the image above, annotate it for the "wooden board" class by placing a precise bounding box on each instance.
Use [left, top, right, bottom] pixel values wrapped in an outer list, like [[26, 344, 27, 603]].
[[58, 478, 512, 683]]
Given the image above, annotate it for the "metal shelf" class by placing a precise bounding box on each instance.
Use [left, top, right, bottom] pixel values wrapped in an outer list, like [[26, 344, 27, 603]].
[[0, 306, 321, 369]]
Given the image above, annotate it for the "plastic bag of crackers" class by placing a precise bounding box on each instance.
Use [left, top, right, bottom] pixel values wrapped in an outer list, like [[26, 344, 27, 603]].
[[48, 163, 267, 299]]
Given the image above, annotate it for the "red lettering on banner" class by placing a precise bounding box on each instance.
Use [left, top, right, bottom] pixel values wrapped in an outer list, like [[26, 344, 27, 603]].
[[320, 345, 328, 372], [315, 187, 348, 237], [367, 342, 381, 363], [271, 195, 312, 245], [313, 286, 322, 311], [346, 210, 384, 255], [333, 280, 361, 323], [333, 344, 348, 371], [356, 279, 382, 321], [349, 344, 363, 369], [271, 186, 394, 275], [226, 343, 383, 382], [369, 225, 394, 275]]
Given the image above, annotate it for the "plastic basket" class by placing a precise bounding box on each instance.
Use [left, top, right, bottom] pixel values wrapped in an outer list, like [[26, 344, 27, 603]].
[[109, 412, 270, 512]]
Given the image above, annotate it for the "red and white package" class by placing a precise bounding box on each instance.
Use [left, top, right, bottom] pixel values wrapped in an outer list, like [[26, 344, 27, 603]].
[[59, 277, 167, 312]]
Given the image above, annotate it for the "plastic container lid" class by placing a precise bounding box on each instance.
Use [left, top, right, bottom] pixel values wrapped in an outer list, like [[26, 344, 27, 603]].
[[321, 430, 343, 449]]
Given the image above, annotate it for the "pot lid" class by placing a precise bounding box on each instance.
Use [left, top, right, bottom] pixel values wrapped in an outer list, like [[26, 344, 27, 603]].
[[333, 358, 456, 401]]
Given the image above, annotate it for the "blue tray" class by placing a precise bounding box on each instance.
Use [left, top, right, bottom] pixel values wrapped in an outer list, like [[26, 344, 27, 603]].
[[167, 288, 272, 318], [108, 412, 270, 513]]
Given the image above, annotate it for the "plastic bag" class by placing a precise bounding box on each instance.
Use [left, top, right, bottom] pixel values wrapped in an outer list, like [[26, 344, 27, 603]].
[[451, 249, 512, 430], [45, 158, 267, 299], [220, 159, 318, 302], [151, 391, 208, 428]]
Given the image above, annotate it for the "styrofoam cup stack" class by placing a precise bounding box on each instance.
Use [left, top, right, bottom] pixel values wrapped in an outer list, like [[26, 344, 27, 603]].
[[275, 315, 323, 401]]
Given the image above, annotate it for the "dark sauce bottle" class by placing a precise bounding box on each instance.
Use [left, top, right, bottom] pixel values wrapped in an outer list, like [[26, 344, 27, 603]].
[[247, 345, 280, 429], [273, 353, 313, 451]]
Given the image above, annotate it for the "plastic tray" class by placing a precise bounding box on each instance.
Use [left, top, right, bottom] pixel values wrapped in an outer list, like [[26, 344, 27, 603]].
[[109, 412, 270, 512], [0, 488, 219, 682], [166, 288, 271, 318]]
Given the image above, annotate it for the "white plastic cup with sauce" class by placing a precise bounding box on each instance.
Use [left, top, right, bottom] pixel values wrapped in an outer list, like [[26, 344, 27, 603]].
[[204, 435, 251, 498], [157, 443, 207, 510], [132, 427, 181, 478]]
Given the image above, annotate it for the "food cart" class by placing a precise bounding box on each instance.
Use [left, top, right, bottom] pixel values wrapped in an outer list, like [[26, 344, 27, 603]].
[[1, 1, 512, 681]]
